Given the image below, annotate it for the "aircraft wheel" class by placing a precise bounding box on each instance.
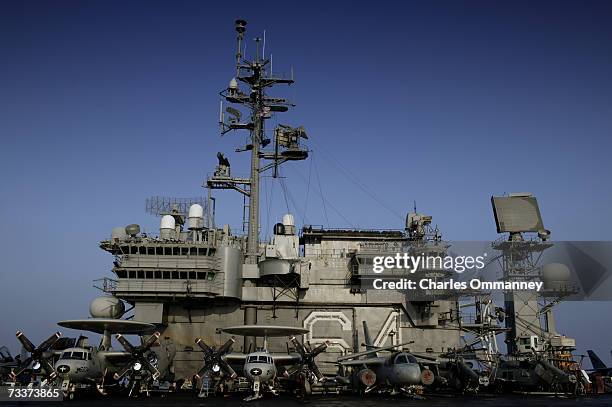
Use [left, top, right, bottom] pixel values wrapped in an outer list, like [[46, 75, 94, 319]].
[[69, 392, 75, 400], [303, 378, 312, 396]]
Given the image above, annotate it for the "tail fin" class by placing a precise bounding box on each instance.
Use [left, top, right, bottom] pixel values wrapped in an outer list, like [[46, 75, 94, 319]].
[[588, 350, 608, 370]]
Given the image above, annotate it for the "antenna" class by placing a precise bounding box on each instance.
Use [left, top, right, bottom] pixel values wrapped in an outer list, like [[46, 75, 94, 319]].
[[209, 19, 309, 268], [145, 196, 209, 225], [262, 30, 266, 60]]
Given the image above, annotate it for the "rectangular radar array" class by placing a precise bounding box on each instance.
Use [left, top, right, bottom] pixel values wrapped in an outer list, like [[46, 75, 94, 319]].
[[491, 194, 545, 234]]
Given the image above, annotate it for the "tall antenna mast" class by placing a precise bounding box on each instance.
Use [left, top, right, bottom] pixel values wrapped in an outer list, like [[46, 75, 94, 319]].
[[208, 19, 309, 265]]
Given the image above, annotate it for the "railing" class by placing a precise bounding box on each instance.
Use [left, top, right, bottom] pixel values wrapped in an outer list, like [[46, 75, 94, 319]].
[[93, 277, 117, 293]]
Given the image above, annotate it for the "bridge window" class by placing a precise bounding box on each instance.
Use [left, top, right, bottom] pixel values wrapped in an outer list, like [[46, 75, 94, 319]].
[[154, 270, 161, 279], [148, 247, 155, 255], [128, 270, 136, 278], [163, 271, 170, 279], [145, 270, 153, 279], [172, 271, 179, 279], [189, 271, 196, 280]]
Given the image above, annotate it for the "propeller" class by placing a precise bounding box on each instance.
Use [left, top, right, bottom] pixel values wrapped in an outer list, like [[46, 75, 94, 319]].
[[194, 337, 237, 380], [10, 331, 61, 381], [288, 337, 329, 382], [196, 336, 238, 379], [113, 332, 161, 381]]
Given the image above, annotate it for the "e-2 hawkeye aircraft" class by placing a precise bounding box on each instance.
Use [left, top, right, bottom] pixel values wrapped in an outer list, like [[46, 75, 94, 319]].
[[55, 317, 175, 399], [194, 325, 329, 401]]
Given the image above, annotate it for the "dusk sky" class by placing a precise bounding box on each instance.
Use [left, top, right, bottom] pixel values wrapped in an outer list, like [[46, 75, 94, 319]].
[[1, 1, 612, 366]]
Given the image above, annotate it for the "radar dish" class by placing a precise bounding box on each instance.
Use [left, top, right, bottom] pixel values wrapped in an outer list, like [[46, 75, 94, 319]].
[[57, 319, 156, 334], [491, 195, 545, 234], [222, 325, 309, 337]]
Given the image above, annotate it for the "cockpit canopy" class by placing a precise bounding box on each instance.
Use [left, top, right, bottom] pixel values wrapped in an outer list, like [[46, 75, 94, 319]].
[[394, 353, 418, 365], [247, 355, 273, 364], [60, 348, 91, 361]]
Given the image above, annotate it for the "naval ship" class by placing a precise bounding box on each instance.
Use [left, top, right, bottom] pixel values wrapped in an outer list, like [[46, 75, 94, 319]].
[[93, 19, 579, 387]]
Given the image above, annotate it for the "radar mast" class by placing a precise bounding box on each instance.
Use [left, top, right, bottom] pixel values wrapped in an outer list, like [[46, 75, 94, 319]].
[[207, 19, 309, 265]]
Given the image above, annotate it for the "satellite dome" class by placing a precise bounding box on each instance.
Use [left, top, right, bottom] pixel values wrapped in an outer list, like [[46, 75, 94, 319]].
[[229, 78, 238, 90], [89, 296, 125, 319], [125, 224, 140, 237], [160, 215, 175, 230], [282, 214, 295, 227], [111, 227, 127, 241], [541, 263, 571, 282], [188, 204, 204, 230]]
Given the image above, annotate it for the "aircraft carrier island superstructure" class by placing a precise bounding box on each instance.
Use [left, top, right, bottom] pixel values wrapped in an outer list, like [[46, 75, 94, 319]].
[[94, 20, 578, 386], [95, 19, 462, 380]]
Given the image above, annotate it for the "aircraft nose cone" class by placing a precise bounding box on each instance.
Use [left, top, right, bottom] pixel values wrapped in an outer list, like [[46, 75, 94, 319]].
[[250, 367, 262, 376], [397, 365, 421, 385]]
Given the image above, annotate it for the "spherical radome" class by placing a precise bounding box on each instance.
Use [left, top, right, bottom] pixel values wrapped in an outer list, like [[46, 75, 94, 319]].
[[541, 263, 571, 282], [89, 296, 125, 319]]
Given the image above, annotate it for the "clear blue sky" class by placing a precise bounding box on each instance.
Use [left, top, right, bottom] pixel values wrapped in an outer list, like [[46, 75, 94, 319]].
[[1, 1, 611, 365]]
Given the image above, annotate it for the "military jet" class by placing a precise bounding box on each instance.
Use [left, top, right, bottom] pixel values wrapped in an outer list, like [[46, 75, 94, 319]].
[[587, 350, 612, 376], [195, 325, 328, 401], [336, 322, 435, 395], [0, 346, 23, 382], [55, 318, 175, 399]]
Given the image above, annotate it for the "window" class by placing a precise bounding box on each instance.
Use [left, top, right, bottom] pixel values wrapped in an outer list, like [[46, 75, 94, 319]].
[[179, 271, 187, 280], [172, 271, 179, 279], [128, 270, 136, 279], [60, 352, 71, 360], [154, 270, 161, 279], [137, 270, 144, 279], [163, 271, 170, 279], [156, 247, 163, 255], [139, 247, 146, 254], [189, 271, 196, 280], [145, 270, 153, 279], [71, 352, 84, 360], [247, 356, 258, 363], [181, 247, 189, 255], [116, 270, 127, 278], [394, 355, 409, 365], [148, 247, 155, 255]]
